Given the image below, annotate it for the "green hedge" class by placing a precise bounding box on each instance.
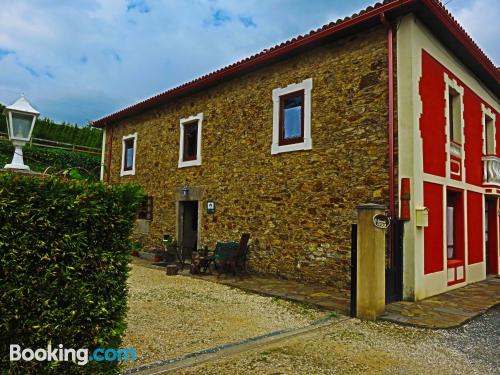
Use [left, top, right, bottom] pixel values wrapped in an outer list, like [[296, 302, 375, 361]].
[[0, 104, 102, 149], [0, 140, 100, 180], [0, 173, 143, 374]]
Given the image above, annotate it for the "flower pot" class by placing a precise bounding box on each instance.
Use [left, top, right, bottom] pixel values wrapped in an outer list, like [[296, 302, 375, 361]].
[[154, 255, 162, 262]]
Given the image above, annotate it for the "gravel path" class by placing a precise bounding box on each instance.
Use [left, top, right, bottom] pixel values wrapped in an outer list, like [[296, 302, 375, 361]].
[[122, 262, 325, 369], [175, 311, 499, 374], [437, 306, 499, 372]]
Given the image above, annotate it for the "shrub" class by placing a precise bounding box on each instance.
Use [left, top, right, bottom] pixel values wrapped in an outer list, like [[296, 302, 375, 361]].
[[0, 173, 143, 374]]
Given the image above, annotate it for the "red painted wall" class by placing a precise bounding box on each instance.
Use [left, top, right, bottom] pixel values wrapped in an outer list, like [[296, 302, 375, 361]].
[[420, 51, 446, 177], [424, 182, 444, 274], [420, 50, 500, 278], [496, 108, 500, 155], [420, 50, 500, 187], [467, 191, 484, 265]]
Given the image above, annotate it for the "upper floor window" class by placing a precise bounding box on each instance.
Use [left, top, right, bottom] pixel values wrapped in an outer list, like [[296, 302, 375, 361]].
[[444, 74, 464, 162], [183, 122, 198, 161], [121, 132, 137, 176], [272, 78, 312, 155], [178, 113, 203, 168], [448, 88, 462, 144], [482, 104, 496, 155], [280, 91, 304, 145]]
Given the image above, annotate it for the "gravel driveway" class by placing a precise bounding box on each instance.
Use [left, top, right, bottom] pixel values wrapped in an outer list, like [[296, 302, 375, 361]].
[[437, 306, 499, 372], [176, 307, 499, 374], [122, 261, 325, 369]]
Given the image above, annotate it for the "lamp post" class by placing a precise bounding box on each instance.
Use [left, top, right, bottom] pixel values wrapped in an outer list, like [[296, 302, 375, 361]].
[[3, 95, 39, 171]]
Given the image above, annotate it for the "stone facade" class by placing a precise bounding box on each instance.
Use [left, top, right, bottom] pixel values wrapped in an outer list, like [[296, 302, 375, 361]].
[[105, 25, 391, 289]]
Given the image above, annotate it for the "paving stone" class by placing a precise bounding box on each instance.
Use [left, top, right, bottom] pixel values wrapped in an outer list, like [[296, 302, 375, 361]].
[[381, 277, 500, 329]]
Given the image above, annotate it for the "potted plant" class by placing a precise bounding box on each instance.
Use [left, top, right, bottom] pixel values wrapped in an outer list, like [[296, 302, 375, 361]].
[[131, 242, 141, 257], [154, 248, 165, 263]]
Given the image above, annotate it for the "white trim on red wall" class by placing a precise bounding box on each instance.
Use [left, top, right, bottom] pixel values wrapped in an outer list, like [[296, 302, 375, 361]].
[[481, 103, 496, 155]]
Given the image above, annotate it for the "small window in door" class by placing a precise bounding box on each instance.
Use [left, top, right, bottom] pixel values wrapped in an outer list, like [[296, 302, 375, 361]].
[[446, 205, 454, 259]]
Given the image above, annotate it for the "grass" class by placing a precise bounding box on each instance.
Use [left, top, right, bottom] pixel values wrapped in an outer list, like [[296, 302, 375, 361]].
[[0, 139, 100, 179]]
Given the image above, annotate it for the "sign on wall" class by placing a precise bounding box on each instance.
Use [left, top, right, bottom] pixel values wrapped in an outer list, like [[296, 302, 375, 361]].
[[207, 200, 216, 214]]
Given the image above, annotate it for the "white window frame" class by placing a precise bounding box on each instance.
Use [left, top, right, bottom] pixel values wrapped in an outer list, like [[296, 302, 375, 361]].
[[481, 103, 496, 156], [121, 132, 137, 176], [178, 112, 203, 168], [271, 78, 313, 155]]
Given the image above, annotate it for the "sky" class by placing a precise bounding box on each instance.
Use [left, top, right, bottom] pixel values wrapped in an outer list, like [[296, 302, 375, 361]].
[[0, 0, 498, 125]]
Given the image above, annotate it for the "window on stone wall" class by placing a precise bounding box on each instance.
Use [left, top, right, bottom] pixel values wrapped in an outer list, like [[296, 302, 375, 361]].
[[121, 133, 137, 176], [178, 113, 203, 168], [279, 90, 304, 145], [137, 195, 153, 220], [124, 139, 134, 170], [183, 122, 198, 161], [271, 78, 312, 155]]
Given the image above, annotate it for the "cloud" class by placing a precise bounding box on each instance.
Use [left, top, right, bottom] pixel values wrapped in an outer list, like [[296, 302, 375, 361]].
[[0, 48, 14, 60], [205, 9, 231, 27], [127, 0, 151, 14], [450, 0, 500, 64], [239, 16, 256, 28], [0, 0, 496, 125]]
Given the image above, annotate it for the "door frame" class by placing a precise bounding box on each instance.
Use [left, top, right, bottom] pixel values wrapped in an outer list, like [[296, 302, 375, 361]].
[[176, 186, 203, 252], [485, 196, 499, 275]]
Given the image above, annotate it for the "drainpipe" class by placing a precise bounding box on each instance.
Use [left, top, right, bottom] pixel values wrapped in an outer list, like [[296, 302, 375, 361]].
[[106, 123, 113, 184], [99, 127, 106, 182], [380, 12, 396, 264]]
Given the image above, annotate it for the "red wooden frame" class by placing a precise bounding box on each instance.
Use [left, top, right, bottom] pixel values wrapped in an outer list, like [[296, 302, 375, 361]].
[[278, 90, 305, 146], [447, 189, 465, 262], [123, 138, 135, 171], [183, 121, 198, 161]]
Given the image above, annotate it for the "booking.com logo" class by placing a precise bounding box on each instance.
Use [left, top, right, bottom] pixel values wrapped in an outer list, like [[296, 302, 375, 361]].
[[10, 344, 136, 365]]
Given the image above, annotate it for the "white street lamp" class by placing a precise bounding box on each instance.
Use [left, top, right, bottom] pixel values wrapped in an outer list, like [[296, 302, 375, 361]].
[[3, 95, 39, 170]]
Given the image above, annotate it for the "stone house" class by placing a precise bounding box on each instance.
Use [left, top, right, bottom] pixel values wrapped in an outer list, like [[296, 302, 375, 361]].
[[93, 0, 500, 300]]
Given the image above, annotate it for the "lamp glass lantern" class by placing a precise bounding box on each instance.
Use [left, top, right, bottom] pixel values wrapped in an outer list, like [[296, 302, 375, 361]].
[[3, 95, 39, 170]]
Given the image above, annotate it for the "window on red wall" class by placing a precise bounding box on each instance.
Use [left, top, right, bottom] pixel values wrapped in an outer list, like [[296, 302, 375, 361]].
[[448, 88, 461, 144], [485, 115, 495, 155], [446, 190, 464, 262]]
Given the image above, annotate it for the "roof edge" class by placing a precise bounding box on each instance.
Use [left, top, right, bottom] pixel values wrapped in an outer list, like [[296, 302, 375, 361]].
[[92, 0, 415, 127], [93, 0, 499, 127]]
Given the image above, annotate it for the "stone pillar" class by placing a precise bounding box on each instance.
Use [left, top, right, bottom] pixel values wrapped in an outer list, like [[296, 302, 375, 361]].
[[356, 203, 386, 320]]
